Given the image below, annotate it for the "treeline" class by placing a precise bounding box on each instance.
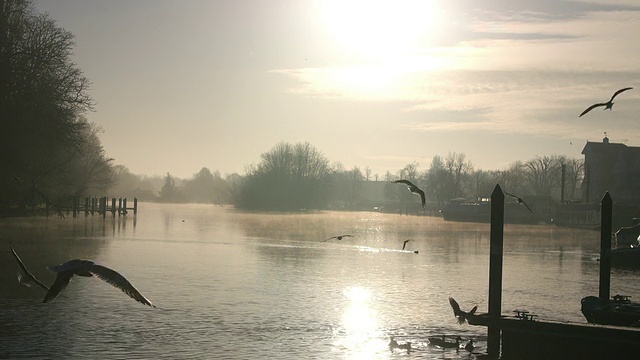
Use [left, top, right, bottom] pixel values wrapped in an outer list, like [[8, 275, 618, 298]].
[[0, 0, 584, 214], [0, 0, 114, 215], [111, 141, 583, 212]]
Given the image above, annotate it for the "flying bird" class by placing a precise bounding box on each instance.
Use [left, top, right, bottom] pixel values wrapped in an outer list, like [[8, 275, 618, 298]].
[[449, 296, 478, 324], [579, 87, 633, 117], [503, 191, 534, 213], [43, 259, 155, 307], [11, 246, 49, 291], [401, 239, 419, 254], [392, 180, 425, 208], [322, 234, 353, 242]]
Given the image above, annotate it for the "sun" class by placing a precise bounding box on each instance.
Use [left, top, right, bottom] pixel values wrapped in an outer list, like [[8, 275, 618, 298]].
[[320, 0, 444, 61]]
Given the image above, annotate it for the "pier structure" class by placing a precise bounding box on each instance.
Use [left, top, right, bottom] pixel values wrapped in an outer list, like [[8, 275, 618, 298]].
[[470, 185, 640, 359]]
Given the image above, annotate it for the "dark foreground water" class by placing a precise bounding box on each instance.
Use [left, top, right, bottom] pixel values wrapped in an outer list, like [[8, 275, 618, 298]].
[[1, 203, 639, 359]]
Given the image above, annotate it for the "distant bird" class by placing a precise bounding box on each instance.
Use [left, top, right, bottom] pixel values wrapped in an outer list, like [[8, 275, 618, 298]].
[[401, 239, 419, 254], [579, 87, 633, 117], [388, 336, 399, 350], [322, 234, 353, 242], [464, 339, 475, 353], [428, 335, 461, 349], [449, 296, 478, 324], [11, 174, 23, 183], [503, 191, 534, 213], [43, 259, 155, 307], [392, 179, 425, 208], [11, 246, 49, 291]]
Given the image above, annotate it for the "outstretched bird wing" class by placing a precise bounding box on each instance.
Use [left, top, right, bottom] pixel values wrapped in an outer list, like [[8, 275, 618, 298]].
[[610, 87, 633, 101], [402, 239, 412, 250], [579, 102, 607, 117], [392, 179, 416, 187], [43, 271, 74, 303], [11, 247, 49, 291], [414, 187, 426, 208], [89, 264, 155, 307], [449, 296, 462, 316]]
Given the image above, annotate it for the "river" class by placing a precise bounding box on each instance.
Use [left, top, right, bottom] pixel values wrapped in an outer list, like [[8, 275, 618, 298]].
[[1, 202, 639, 359]]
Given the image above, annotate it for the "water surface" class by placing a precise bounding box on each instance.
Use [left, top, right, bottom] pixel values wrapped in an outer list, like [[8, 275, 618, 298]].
[[1, 203, 638, 359]]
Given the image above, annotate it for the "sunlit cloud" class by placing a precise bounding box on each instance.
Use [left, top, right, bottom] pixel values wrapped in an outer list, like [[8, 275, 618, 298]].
[[272, 3, 640, 142]]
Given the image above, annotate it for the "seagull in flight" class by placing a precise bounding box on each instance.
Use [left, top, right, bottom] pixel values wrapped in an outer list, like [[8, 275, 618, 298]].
[[11, 246, 49, 291], [401, 239, 419, 254], [43, 259, 155, 307], [503, 191, 534, 213], [392, 180, 425, 208], [579, 87, 633, 117], [449, 296, 478, 324], [322, 234, 353, 242]]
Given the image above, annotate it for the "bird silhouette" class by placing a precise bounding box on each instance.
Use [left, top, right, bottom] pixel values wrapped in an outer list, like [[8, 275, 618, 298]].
[[43, 259, 155, 307], [428, 335, 462, 349], [322, 234, 353, 242], [449, 297, 478, 324], [579, 87, 633, 117], [503, 191, 534, 213], [392, 179, 425, 208], [11, 246, 49, 291], [401, 239, 419, 254]]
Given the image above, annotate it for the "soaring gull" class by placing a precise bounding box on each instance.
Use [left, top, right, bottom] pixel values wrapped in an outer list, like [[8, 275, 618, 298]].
[[322, 234, 353, 242], [392, 179, 425, 208], [579, 87, 633, 117], [43, 259, 155, 307], [503, 191, 534, 213], [11, 246, 49, 291]]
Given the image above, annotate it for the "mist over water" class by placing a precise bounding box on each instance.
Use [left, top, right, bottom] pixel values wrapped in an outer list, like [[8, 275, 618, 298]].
[[2, 203, 639, 359]]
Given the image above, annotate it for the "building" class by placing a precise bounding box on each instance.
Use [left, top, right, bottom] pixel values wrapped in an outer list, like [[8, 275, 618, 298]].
[[581, 136, 640, 205]]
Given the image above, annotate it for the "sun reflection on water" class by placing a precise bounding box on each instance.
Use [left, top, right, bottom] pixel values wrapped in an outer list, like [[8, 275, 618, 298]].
[[333, 286, 388, 359]]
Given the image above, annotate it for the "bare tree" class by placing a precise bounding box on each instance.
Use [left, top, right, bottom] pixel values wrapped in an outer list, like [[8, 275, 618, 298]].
[[524, 156, 559, 196]]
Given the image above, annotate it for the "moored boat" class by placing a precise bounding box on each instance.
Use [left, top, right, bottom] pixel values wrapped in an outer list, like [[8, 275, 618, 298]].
[[581, 295, 640, 327]]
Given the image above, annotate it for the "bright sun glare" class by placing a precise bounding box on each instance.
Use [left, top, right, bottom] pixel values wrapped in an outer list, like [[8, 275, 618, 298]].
[[318, 0, 448, 98], [334, 287, 383, 358], [321, 0, 443, 60]]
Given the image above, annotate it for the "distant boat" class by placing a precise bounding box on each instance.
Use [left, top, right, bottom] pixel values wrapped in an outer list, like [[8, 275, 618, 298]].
[[614, 219, 640, 247], [439, 198, 546, 225], [552, 203, 600, 230]]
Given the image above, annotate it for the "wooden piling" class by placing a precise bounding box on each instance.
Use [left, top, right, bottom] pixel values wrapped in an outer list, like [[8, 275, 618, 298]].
[[133, 197, 138, 215], [488, 184, 505, 359], [111, 198, 116, 218], [123, 198, 127, 215], [84, 197, 89, 216], [599, 192, 612, 301], [118, 197, 122, 216]]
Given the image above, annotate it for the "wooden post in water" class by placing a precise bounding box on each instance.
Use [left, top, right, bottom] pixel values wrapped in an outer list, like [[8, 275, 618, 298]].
[[118, 197, 122, 216], [123, 198, 127, 216], [84, 197, 89, 216], [599, 192, 613, 301], [72, 198, 77, 218], [91, 197, 95, 215], [102, 196, 107, 219], [133, 197, 138, 215], [488, 184, 505, 359], [111, 198, 116, 218]]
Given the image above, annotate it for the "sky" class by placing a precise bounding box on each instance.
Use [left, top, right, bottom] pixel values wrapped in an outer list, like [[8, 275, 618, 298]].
[[34, 0, 640, 179]]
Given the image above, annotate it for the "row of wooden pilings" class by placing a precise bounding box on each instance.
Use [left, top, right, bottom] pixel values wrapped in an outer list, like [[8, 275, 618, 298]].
[[46, 197, 138, 218], [479, 185, 640, 359]]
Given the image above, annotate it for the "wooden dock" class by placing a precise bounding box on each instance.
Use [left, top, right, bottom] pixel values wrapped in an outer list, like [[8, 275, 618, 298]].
[[46, 197, 138, 218], [472, 185, 640, 359]]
